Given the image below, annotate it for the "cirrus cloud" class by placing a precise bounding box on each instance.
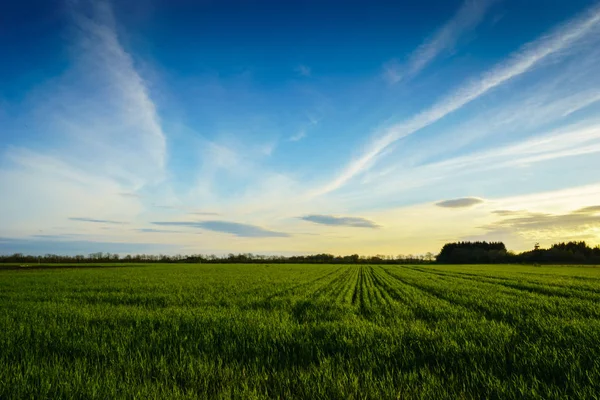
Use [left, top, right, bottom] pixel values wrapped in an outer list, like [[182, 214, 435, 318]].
[[436, 197, 484, 208], [69, 217, 127, 225], [483, 205, 600, 233], [151, 220, 289, 238], [300, 214, 380, 228]]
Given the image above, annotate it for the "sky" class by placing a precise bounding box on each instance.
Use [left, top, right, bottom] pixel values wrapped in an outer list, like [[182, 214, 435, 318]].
[[1, 0, 600, 256]]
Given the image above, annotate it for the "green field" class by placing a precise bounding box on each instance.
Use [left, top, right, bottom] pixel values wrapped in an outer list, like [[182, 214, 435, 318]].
[[1, 264, 600, 399]]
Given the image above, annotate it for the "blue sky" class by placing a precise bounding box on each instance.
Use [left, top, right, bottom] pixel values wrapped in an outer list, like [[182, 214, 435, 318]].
[[2, 0, 600, 255]]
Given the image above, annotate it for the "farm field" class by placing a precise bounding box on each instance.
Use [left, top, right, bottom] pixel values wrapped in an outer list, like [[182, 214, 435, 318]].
[[1, 264, 600, 399]]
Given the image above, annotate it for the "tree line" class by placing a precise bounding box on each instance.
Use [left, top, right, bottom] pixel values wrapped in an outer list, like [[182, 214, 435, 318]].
[[1, 241, 599, 265], [0, 252, 435, 265], [437, 241, 600, 264]]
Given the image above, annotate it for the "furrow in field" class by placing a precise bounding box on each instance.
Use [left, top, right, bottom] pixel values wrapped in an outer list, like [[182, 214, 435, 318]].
[[361, 266, 374, 309], [366, 266, 391, 308], [418, 266, 600, 301], [309, 267, 353, 300], [334, 267, 359, 304], [521, 271, 600, 283], [369, 267, 399, 307], [359, 266, 373, 312], [369, 266, 420, 307], [408, 266, 600, 297], [503, 269, 600, 283], [351, 267, 363, 306], [370, 266, 395, 309], [382, 266, 600, 322], [374, 267, 473, 321], [261, 267, 344, 301], [339, 267, 360, 305], [357, 266, 365, 309], [353, 266, 391, 319], [487, 270, 600, 295], [328, 267, 356, 301], [380, 266, 516, 322]]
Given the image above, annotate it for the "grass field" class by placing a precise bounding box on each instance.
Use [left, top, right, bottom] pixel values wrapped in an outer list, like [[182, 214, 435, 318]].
[[1, 263, 600, 399]]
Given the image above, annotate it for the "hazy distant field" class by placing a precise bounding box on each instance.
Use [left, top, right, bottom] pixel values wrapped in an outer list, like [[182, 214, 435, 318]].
[[1, 264, 599, 399]]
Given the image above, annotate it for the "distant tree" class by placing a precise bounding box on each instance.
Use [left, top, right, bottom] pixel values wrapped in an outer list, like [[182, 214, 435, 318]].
[[437, 241, 508, 264]]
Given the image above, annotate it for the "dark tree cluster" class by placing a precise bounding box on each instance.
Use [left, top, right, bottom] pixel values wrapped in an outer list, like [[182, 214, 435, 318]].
[[437, 241, 509, 264], [518, 241, 600, 264], [437, 241, 600, 264]]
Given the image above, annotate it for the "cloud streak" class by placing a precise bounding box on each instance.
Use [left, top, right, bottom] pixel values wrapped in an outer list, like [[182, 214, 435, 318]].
[[39, 0, 167, 187], [119, 192, 141, 198], [347, 121, 600, 211], [189, 212, 221, 216], [295, 65, 311, 77], [69, 217, 127, 225], [482, 205, 600, 235], [289, 130, 307, 142], [301, 214, 380, 228], [318, 3, 600, 195], [385, 0, 495, 84], [0, 0, 164, 239], [152, 221, 290, 237], [136, 228, 183, 233], [436, 197, 484, 208], [428, 122, 600, 174]]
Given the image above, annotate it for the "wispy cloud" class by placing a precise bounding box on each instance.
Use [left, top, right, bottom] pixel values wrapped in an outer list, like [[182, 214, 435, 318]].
[[429, 122, 600, 174], [382, 60, 403, 86], [289, 112, 319, 142], [289, 130, 307, 142], [492, 210, 523, 216], [346, 121, 600, 211], [0, 0, 163, 238], [69, 217, 127, 225], [30, 234, 70, 240], [393, 80, 600, 170], [119, 192, 141, 198], [482, 205, 600, 236], [436, 197, 484, 208], [385, 0, 496, 84], [451, 188, 600, 247], [56, 0, 168, 186], [295, 65, 311, 77], [189, 212, 221, 216], [574, 205, 600, 214], [0, 149, 142, 235], [151, 220, 290, 237], [356, 41, 600, 189], [154, 205, 178, 210], [199, 221, 290, 237], [301, 214, 380, 228], [136, 228, 183, 233], [318, 3, 600, 195]]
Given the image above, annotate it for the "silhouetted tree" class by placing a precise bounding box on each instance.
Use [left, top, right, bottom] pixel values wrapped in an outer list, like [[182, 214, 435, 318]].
[[437, 241, 508, 264]]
